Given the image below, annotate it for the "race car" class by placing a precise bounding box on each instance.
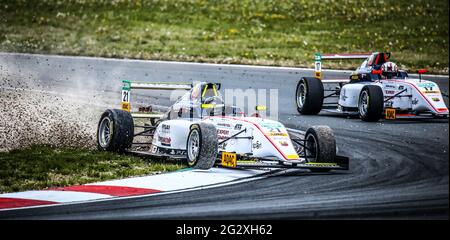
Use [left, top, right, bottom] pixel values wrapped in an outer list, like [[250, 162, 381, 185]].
[[96, 80, 349, 171], [295, 52, 449, 121]]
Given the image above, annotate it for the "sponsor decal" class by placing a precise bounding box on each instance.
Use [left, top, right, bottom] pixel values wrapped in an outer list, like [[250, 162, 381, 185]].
[[418, 82, 439, 94], [385, 108, 396, 120], [221, 152, 237, 168], [174, 150, 186, 155], [217, 129, 231, 141], [158, 136, 171, 146], [234, 124, 242, 130], [398, 85, 405, 90], [422, 90, 440, 94], [161, 124, 170, 133], [412, 98, 419, 105], [418, 83, 436, 88], [432, 97, 441, 102], [156, 147, 186, 155], [260, 122, 283, 129], [218, 135, 229, 140], [217, 129, 230, 135], [279, 141, 289, 147], [217, 123, 232, 128], [121, 102, 131, 112], [252, 141, 262, 149], [151, 145, 158, 153], [385, 84, 396, 89], [385, 90, 395, 95], [219, 142, 228, 150], [269, 127, 282, 133], [267, 132, 288, 137]]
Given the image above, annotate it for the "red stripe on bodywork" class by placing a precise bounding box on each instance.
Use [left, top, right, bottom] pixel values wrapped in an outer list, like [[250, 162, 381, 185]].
[[0, 198, 57, 209], [51, 185, 161, 197]]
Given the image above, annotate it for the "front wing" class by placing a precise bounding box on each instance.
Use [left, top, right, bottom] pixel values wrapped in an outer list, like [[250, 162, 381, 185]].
[[216, 152, 349, 171]]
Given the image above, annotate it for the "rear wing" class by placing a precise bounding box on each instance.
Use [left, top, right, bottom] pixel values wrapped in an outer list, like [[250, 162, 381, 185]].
[[314, 53, 372, 79], [121, 80, 192, 118]]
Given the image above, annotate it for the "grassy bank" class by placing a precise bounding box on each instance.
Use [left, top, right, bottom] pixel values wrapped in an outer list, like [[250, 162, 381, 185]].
[[0, 145, 184, 193], [0, 0, 448, 73]]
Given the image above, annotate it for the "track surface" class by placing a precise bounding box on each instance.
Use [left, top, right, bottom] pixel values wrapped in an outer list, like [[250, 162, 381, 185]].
[[0, 53, 448, 219]]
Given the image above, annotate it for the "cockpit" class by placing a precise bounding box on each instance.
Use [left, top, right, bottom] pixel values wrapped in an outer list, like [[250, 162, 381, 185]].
[[167, 82, 243, 120]]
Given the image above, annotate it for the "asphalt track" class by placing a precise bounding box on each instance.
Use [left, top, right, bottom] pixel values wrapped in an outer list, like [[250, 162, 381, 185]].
[[0, 53, 448, 219]]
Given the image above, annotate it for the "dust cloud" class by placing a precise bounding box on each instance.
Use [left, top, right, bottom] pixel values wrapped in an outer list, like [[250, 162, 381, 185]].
[[0, 61, 117, 152]]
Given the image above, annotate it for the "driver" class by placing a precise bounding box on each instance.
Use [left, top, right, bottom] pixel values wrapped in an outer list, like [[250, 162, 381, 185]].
[[381, 61, 398, 79]]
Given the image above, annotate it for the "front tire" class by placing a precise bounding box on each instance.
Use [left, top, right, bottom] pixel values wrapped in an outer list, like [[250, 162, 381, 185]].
[[295, 77, 324, 115], [304, 126, 336, 172], [358, 85, 384, 122], [186, 123, 218, 169], [97, 109, 134, 152]]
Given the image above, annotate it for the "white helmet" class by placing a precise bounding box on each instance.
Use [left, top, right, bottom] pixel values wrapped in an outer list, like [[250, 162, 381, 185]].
[[381, 62, 398, 78]]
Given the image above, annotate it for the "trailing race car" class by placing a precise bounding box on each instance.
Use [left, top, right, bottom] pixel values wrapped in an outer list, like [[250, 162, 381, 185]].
[[97, 80, 349, 171], [295, 52, 449, 121]]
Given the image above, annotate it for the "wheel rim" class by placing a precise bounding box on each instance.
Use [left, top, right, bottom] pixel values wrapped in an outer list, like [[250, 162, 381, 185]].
[[359, 90, 369, 116], [305, 133, 318, 162], [187, 129, 200, 165], [296, 82, 307, 109], [99, 117, 112, 148]]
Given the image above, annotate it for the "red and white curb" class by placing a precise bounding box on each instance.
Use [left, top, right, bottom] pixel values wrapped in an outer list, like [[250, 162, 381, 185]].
[[0, 168, 265, 211]]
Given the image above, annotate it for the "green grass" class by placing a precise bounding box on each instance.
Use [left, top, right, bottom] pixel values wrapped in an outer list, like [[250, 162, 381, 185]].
[[0, 145, 184, 193], [0, 0, 448, 73]]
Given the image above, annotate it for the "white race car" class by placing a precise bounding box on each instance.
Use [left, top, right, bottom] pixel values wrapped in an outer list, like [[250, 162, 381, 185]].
[[296, 52, 449, 121], [97, 81, 348, 172]]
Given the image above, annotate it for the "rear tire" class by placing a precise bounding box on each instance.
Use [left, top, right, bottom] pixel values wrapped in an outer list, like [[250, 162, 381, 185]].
[[97, 109, 134, 152], [186, 123, 218, 169], [358, 85, 384, 122], [304, 126, 336, 172], [295, 77, 324, 115]]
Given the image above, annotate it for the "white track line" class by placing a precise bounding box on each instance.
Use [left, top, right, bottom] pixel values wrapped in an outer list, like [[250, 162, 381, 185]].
[[88, 168, 262, 191], [0, 191, 111, 203]]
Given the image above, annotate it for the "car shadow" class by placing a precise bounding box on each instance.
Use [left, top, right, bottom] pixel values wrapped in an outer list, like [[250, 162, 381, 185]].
[[318, 112, 449, 124]]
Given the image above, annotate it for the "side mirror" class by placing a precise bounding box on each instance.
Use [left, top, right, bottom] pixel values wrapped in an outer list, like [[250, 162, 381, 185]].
[[255, 105, 267, 111], [417, 69, 427, 74], [417, 69, 427, 82], [201, 104, 215, 109]]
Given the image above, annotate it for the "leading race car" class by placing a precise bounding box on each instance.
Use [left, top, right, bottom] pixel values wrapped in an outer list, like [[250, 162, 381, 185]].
[[295, 52, 449, 121], [96, 80, 349, 172]]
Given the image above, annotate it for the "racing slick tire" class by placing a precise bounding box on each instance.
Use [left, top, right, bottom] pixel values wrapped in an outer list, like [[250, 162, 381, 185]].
[[97, 109, 134, 152], [186, 123, 218, 170], [304, 126, 336, 172], [295, 77, 324, 115], [358, 85, 384, 122]]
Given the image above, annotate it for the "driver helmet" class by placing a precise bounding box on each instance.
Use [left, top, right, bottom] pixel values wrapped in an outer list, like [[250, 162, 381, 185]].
[[381, 62, 398, 79]]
